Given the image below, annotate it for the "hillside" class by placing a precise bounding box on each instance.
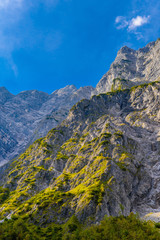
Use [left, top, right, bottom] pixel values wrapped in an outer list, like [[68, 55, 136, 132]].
[[0, 80, 160, 225]]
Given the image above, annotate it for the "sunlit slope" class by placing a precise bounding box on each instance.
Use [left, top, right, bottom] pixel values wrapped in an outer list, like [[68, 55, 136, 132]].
[[1, 81, 160, 225]]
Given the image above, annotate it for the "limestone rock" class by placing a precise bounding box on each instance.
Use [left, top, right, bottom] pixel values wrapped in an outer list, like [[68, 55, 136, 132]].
[[1, 81, 160, 225], [96, 39, 160, 93], [0, 85, 94, 167]]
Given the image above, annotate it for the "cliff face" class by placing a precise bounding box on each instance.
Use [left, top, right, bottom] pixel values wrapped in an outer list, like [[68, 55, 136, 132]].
[[96, 39, 160, 93], [1, 81, 160, 225], [0, 85, 94, 167], [1, 39, 160, 225], [1, 38, 160, 168]]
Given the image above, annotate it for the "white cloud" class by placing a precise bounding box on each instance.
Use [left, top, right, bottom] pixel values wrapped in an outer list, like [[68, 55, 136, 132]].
[[128, 16, 150, 30], [115, 16, 128, 29], [0, 0, 63, 76], [115, 15, 150, 31]]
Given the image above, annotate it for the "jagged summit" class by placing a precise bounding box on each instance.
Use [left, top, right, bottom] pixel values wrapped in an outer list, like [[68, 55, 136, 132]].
[[119, 40, 155, 54], [0, 86, 11, 92], [0, 84, 94, 167], [96, 39, 160, 93], [119, 45, 136, 54], [51, 84, 77, 95], [0, 86, 14, 104]]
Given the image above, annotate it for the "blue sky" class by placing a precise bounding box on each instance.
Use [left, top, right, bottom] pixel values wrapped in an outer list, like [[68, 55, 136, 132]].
[[0, 0, 160, 94]]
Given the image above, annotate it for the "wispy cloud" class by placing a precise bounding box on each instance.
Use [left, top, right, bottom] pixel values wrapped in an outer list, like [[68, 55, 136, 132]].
[[115, 16, 128, 30], [0, 0, 63, 76], [128, 16, 150, 30], [115, 15, 150, 32], [115, 0, 160, 43], [0, 0, 25, 75]]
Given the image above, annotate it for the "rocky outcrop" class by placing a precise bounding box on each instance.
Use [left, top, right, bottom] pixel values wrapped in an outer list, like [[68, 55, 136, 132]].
[[0, 85, 94, 167], [96, 39, 160, 93]]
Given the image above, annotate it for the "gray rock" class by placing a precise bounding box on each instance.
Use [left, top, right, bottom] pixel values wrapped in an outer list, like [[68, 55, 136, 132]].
[[1, 81, 160, 224], [0, 85, 94, 167], [96, 39, 160, 93]]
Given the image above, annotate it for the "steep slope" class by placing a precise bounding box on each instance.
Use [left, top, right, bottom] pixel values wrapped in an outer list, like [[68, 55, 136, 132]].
[[2, 38, 160, 168], [96, 39, 160, 93], [0, 85, 94, 167], [1, 81, 160, 225]]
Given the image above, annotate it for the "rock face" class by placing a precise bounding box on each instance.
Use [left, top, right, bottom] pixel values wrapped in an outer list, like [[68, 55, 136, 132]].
[[0, 85, 94, 167], [1, 39, 160, 225], [1, 81, 160, 225], [2, 38, 160, 168], [96, 39, 160, 93]]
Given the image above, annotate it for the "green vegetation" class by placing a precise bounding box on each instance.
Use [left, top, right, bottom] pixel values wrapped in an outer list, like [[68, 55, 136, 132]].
[[48, 128, 64, 135], [87, 181, 105, 204], [0, 213, 160, 239], [56, 152, 69, 160], [0, 123, 134, 220], [111, 78, 128, 92], [130, 80, 160, 92], [0, 187, 10, 204]]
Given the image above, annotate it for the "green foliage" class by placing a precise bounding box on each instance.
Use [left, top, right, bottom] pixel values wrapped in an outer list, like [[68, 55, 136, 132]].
[[79, 214, 160, 240], [48, 128, 64, 135], [155, 222, 160, 229], [0, 214, 160, 240], [114, 130, 123, 138], [56, 152, 69, 160], [0, 187, 10, 205], [130, 80, 160, 93], [87, 182, 105, 204]]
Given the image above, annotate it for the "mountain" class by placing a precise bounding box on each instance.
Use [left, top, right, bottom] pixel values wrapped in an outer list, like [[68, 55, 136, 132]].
[[1, 39, 160, 168], [0, 80, 160, 225], [0, 85, 94, 167], [96, 39, 160, 93], [1, 39, 160, 229]]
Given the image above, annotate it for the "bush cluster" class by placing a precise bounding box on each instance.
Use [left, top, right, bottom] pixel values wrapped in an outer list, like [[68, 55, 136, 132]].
[[0, 213, 160, 240]]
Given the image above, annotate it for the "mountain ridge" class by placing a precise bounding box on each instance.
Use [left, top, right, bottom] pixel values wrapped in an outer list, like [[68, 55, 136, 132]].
[[1, 38, 160, 168], [0, 80, 160, 225], [96, 39, 160, 93], [1, 38, 160, 224], [0, 85, 94, 167]]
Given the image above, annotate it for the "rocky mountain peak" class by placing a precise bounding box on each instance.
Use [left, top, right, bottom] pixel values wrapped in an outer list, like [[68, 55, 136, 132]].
[[0, 86, 14, 104], [0, 86, 10, 92], [0, 84, 94, 167], [17, 89, 49, 100], [96, 38, 160, 94], [138, 41, 155, 53], [51, 84, 77, 96], [118, 45, 136, 54]]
